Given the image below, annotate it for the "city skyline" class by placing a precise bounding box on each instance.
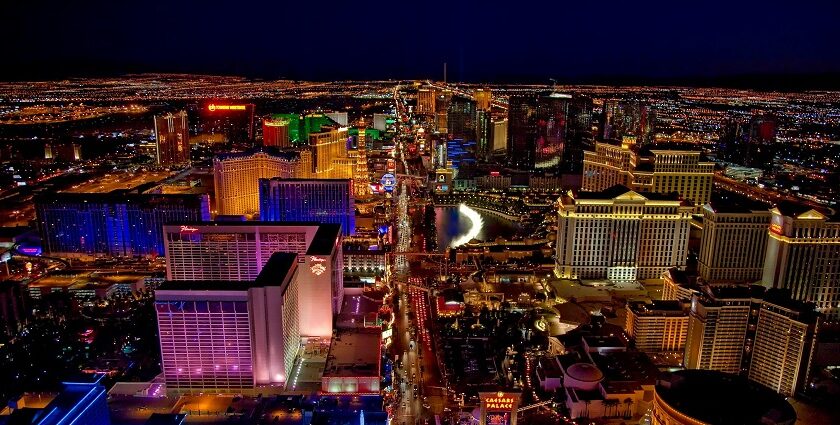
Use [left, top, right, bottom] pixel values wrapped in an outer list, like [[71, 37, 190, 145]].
[[2, 5, 840, 420]]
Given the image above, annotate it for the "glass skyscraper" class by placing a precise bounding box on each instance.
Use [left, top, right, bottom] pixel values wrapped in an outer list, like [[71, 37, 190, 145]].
[[507, 93, 570, 171]]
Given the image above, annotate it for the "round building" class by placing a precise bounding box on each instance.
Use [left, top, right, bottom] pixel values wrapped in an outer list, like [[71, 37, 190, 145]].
[[652, 370, 796, 425]]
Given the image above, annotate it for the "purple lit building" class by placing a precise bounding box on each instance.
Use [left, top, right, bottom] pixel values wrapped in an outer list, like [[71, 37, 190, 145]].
[[155, 252, 300, 394], [163, 222, 342, 338]]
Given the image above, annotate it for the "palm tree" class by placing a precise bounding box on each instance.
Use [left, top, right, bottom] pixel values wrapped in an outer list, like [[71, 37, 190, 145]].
[[603, 399, 619, 417], [623, 397, 634, 419], [582, 399, 591, 420]]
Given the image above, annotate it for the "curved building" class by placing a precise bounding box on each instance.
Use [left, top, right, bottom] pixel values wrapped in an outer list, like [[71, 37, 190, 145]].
[[564, 362, 604, 390], [652, 370, 796, 425]]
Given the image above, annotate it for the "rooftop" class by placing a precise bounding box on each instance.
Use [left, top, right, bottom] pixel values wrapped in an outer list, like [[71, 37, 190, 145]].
[[29, 270, 147, 290], [566, 363, 604, 382], [707, 190, 772, 214], [704, 284, 765, 301], [591, 351, 659, 386], [627, 300, 688, 316], [656, 370, 796, 425], [323, 329, 381, 378], [215, 147, 301, 162], [35, 190, 207, 205], [638, 143, 704, 157], [582, 335, 626, 349], [61, 170, 172, 194], [573, 184, 683, 203], [158, 252, 298, 292], [1, 375, 107, 425], [0, 226, 34, 241], [307, 224, 342, 255], [144, 413, 187, 425]]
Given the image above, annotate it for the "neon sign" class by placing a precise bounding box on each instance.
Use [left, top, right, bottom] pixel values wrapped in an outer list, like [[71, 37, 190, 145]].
[[770, 223, 783, 235], [179, 225, 199, 233], [484, 397, 515, 410], [208, 104, 247, 111]]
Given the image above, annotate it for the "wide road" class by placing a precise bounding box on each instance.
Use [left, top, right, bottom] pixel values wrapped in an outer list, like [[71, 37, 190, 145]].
[[389, 86, 448, 424]]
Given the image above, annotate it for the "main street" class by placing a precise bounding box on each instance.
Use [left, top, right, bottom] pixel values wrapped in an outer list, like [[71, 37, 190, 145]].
[[388, 84, 449, 424]]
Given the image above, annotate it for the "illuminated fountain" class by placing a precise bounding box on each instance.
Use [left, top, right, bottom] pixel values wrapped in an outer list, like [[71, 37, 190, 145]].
[[450, 203, 484, 247]]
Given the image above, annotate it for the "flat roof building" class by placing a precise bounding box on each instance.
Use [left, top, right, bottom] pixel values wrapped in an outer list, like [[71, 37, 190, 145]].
[[259, 178, 355, 236], [555, 185, 692, 282], [0, 374, 110, 425], [213, 148, 302, 216], [652, 370, 796, 425], [321, 329, 381, 394], [35, 191, 210, 258], [155, 252, 300, 394], [626, 300, 689, 353], [699, 192, 771, 284], [163, 222, 342, 338], [583, 141, 714, 211], [154, 111, 190, 166], [684, 284, 820, 397], [763, 203, 840, 320]]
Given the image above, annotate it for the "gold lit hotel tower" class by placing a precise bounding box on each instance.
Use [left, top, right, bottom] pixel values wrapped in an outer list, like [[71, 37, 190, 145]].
[[582, 139, 713, 211], [763, 203, 840, 320], [555, 185, 692, 282], [351, 122, 371, 198], [213, 149, 304, 216]]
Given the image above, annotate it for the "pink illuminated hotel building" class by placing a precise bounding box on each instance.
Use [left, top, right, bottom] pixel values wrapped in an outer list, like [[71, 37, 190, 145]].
[[163, 222, 342, 338], [156, 252, 300, 394], [156, 222, 345, 394]]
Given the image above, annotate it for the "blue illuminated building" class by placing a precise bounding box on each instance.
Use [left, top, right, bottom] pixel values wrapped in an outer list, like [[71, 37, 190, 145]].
[[259, 178, 355, 236], [446, 138, 476, 169], [0, 374, 110, 425], [314, 395, 387, 425], [35, 191, 210, 257]]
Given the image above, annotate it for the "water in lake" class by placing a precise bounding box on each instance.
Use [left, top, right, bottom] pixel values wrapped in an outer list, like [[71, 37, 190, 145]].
[[434, 205, 522, 251]]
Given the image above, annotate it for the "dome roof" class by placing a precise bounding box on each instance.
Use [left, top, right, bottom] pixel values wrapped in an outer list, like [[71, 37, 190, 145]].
[[566, 363, 604, 382]]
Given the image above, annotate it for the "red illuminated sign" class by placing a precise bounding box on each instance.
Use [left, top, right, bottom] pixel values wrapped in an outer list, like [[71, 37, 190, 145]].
[[208, 104, 247, 111], [179, 225, 199, 233], [770, 223, 783, 235]]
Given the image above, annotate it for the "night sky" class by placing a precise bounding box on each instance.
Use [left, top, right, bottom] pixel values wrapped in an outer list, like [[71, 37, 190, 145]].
[[4, 0, 840, 84]]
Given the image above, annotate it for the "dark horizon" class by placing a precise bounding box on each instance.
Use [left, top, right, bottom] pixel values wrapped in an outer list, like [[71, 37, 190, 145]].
[[4, 0, 840, 91], [4, 63, 840, 92]]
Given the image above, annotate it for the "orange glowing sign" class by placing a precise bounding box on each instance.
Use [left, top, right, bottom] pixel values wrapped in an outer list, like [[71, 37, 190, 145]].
[[483, 396, 515, 410], [770, 223, 783, 235], [309, 257, 327, 275], [310, 264, 326, 276], [208, 104, 247, 111]]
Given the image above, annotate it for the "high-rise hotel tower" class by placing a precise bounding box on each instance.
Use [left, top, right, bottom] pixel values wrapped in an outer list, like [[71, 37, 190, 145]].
[[555, 185, 692, 282]]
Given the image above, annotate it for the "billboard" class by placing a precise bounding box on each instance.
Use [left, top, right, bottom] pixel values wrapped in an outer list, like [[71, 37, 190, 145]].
[[380, 173, 396, 192]]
